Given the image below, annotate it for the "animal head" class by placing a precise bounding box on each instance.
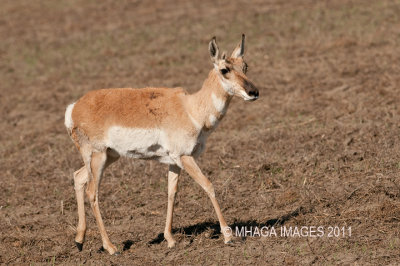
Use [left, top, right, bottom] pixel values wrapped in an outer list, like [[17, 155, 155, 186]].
[[209, 34, 259, 101]]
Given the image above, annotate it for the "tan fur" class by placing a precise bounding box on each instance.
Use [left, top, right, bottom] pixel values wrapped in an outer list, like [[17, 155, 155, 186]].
[[186, 70, 231, 130], [72, 87, 195, 143]]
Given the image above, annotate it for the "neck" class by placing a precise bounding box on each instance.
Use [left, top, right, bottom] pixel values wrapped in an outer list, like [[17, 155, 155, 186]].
[[185, 69, 232, 131]]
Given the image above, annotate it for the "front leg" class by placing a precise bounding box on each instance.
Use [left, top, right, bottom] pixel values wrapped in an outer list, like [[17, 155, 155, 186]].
[[164, 164, 181, 248], [180, 155, 232, 244]]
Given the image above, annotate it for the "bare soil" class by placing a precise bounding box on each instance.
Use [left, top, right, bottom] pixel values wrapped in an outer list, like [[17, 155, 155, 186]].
[[1, 0, 400, 264]]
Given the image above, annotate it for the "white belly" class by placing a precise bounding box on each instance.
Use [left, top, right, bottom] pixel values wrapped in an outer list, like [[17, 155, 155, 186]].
[[106, 126, 176, 164]]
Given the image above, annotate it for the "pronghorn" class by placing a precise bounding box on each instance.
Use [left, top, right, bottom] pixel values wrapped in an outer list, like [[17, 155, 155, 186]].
[[65, 34, 259, 255]]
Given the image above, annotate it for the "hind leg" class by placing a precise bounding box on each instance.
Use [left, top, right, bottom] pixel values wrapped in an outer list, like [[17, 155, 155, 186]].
[[74, 166, 89, 251], [164, 164, 181, 248], [86, 151, 119, 254]]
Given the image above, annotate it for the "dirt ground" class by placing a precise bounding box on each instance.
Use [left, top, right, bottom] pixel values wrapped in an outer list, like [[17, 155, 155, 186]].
[[1, 0, 400, 264]]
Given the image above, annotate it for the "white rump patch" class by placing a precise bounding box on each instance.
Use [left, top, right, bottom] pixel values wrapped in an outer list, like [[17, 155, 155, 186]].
[[211, 93, 226, 114], [64, 103, 75, 130]]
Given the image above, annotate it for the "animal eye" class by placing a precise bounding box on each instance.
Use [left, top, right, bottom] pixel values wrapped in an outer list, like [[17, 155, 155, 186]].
[[220, 68, 229, 75]]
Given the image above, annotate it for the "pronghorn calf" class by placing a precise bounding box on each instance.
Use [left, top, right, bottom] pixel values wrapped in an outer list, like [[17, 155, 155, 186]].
[[65, 35, 259, 255]]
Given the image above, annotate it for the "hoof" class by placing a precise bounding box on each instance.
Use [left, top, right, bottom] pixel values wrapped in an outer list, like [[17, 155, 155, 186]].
[[98, 245, 119, 255], [166, 239, 176, 248], [164, 233, 176, 248], [225, 240, 233, 244], [222, 226, 233, 244], [75, 241, 83, 251]]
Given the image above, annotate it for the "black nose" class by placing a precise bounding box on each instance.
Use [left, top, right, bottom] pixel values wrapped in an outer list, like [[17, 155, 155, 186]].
[[248, 90, 259, 98]]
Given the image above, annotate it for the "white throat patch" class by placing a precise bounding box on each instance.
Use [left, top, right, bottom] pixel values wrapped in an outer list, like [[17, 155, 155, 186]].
[[211, 93, 226, 114], [209, 114, 218, 127]]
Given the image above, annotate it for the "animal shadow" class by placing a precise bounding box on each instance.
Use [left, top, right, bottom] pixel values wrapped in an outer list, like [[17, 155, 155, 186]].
[[147, 206, 307, 246]]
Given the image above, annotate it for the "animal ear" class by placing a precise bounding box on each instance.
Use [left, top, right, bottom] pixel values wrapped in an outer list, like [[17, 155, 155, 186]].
[[231, 34, 245, 58], [221, 51, 227, 60], [209, 36, 219, 63]]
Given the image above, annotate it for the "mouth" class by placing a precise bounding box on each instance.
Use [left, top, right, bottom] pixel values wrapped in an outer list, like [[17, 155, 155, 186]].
[[237, 90, 259, 101], [245, 96, 258, 101], [244, 95, 258, 101]]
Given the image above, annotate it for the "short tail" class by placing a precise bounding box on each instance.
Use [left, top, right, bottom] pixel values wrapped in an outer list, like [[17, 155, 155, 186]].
[[64, 102, 76, 134]]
